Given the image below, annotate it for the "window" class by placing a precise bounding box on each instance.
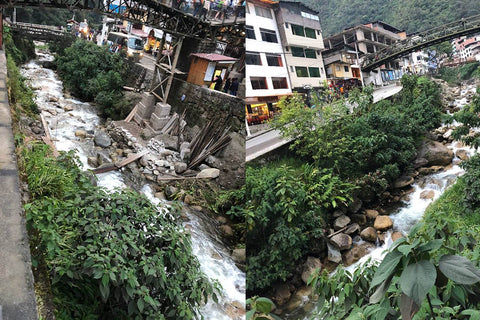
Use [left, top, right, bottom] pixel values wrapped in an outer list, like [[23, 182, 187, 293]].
[[305, 28, 316, 39], [260, 28, 278, 43], [266, 54, 283, 66], [291, 46, 305, 57], [285, 23, 289, 28], [301, 11, 320, 21], [292, 24, 305, 37], [289, 66, 294, 72], [305, 49, 316, 59], [295, 67, 309, 77], [254, 5, 272, 18], [272, 77, 288, 89], [344, 66, 349, 72], [251, 77, 268, 89], [246, 25, 256, 39], [246, 52, 262, 65], [309, 67, 320, 77]]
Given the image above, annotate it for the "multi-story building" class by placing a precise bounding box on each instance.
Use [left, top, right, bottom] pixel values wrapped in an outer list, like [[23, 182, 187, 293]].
[[323, 21, 407, 86], [245, 0, 291, 125], [322, 44, 362, 91], [274, 1, 326, 92], [402, 51, 429, 75]]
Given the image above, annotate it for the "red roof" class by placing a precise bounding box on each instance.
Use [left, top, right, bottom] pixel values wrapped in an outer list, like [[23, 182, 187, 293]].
[[190, 53, 238, 62]]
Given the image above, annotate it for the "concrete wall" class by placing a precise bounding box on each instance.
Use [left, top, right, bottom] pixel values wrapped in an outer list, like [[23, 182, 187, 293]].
[[168, 78, 244, 133]]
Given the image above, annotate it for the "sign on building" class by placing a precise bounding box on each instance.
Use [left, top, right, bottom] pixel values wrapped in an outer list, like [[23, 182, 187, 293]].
[[215, 41, 227, 54]]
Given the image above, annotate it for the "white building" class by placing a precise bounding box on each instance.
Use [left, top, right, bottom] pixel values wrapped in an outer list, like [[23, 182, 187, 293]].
[[245, 0, 292, 125]]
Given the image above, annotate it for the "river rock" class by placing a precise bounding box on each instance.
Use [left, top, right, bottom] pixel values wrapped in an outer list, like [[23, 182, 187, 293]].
[[360, 227, 378, 242], [329, 233, 352, 251], [154, 134, 178, 151], [365, 209, 379, 220], [343, 243, 375, 266], [272, 283, 293, 306], [206, 155, 224, 169], [196, 168, 220, 179], [417, 139, 454, 166], [154, 192, 166, 200], [87, 156, 98, 167], [327, 242, 342, 263], [348, 198, 363, 213], [63, 105, 73, 111], [420, 190, 435, 200], [344, 223, 360, 235], [232, 248, 246, 264], [164, 185, 178, 200], [414, 157, 429, 168], [301, 256, 322, 285], [283, 286, 313, 313], [225, 301, 245, 320], [184, 194, 194, 204], [393, 176, 414, 189], [334, 215, 351, 230], [174, 162, 188, 174], [333, 210, 344, 218], [75, 129, 87, 138], [350, 213, 367, 225], [418, 165, 444, 175], [456, 149, 469, 161], [94, 131, 112, 148], [374, 215, 393, 231], [391, 231, 404, 242], [220, 225, 234, 237]]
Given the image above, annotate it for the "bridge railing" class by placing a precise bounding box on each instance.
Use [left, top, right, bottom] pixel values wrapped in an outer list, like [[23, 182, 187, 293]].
[[361, 14, 480, 71]]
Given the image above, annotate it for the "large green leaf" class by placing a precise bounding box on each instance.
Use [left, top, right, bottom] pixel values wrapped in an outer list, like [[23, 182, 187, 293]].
[[416, 239, 443, 253], [439, 255, 480, 285], [399, 260, 436, 306], [370, 250, 403, 289], [369, 275, 392, 304], [400, 293, 420, 320], [255, 297, 275, 314]]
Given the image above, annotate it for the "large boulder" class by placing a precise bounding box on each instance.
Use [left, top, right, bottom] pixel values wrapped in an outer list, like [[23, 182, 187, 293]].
[[456, 149, 470, 161], [94, 131, 112, 148], [301, 256, 322, 285], [343, 242, 376, 266], [329, 233, 352, 251], [272, 283, 293, 306], [417, 139, 454, 166], [391, 231, 404, 242], [334, 215, 351, 230], [365, 209, 379, 220], [231, 248, 246, 264], [196, 168, 220, 179], [420, 190, 435, 200], [374, 215, 393, 231], [393, 176, 414, 189], [360, 227, 378, 242], [327, 242, 342, 263]]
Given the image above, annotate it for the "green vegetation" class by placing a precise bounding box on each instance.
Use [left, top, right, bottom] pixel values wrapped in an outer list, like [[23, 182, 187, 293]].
[[273, 75, 442, 201], [3, 27, 39, 116], [303, 75, 480, 320], [246, 75, 443, 299], [246, 159, 356, 293], [436, 62, 480, 84], [301, 0, 480, 37], [55, 40, 132, 119], [246, 297, 281, 320], [20, 143, 218, 319]]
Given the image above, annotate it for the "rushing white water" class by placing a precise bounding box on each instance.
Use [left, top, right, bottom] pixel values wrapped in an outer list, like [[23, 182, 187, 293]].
[[22, 49, 245, 319]]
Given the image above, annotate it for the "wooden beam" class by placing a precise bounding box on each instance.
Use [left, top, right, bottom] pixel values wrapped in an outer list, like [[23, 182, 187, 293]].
[[92, 150, 149, 174], [125, 105, 138, 122]]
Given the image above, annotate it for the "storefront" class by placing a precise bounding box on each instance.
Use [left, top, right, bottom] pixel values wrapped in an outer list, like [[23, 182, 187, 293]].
[[186, 53, 238, 89]]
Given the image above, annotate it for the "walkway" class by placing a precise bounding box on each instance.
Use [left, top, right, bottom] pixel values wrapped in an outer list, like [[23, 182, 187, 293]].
[[0, 49, 38, 319], [246, 84, 403, 162]]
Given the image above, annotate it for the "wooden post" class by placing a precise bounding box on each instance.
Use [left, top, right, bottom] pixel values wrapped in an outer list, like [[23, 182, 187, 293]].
[[163, 37, 183, 103], [150, 32, 167, 91]]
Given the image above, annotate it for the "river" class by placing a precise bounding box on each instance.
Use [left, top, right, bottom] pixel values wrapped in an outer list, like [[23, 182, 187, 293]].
[[21, 48, 245, 320], [287, 82, 479, 320]]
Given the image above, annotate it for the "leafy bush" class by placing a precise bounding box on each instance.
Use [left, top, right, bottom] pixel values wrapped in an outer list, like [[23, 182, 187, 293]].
[[436, 62, 480, 84], [3, 26, 36, 65], [55, 40, 130, 119], [23, 143, 218, 319], [459, 154, 480, 214], [246, 162, 356, 293], [6, 53, 39, 115], [272, 75, 441, 201]]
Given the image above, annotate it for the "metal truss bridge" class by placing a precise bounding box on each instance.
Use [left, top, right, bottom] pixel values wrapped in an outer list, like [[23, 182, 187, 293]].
[[362, 14, 480, 72], [0, 0, 244, 40], [9, 22, 76, 43]]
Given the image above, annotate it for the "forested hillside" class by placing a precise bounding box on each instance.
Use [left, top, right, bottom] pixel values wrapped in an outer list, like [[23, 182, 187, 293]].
[[301, 0, 480, 37]]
